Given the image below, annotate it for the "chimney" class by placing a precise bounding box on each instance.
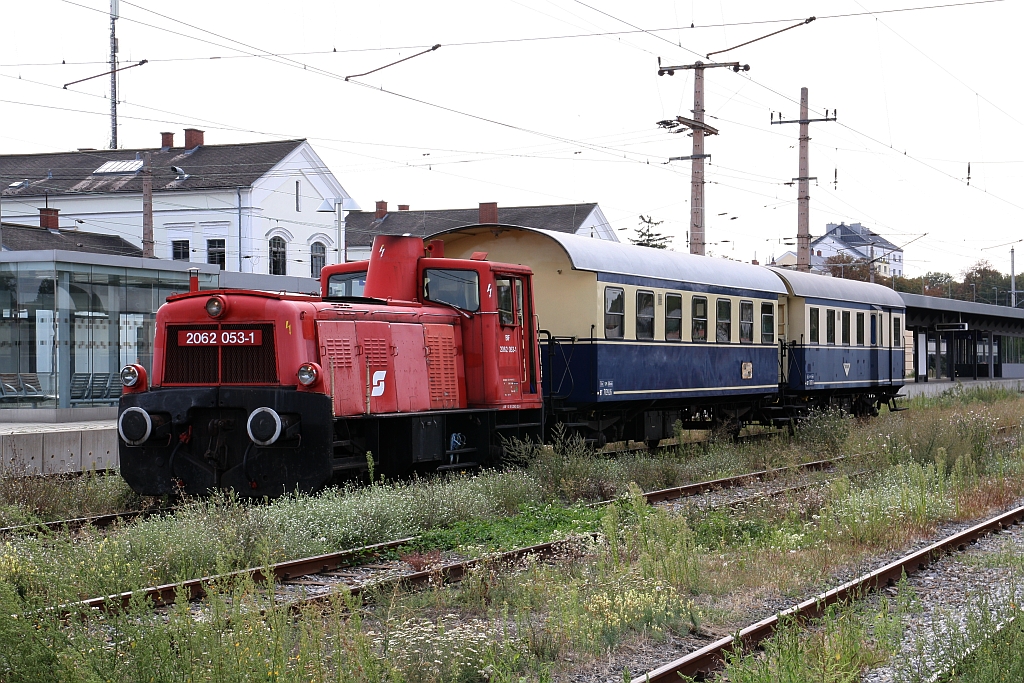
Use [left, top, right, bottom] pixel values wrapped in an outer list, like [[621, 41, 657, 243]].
[[751, 259, 759, 265], [375, 200, 388, 219], [398, 204, 410, 211], [39, 207, 60, 230], [479, 202, 498, 224], [160, 132, 174, 149], [184, 128, 204, 149]]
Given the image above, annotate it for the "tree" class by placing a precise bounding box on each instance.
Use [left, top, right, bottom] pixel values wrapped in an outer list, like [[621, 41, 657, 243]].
[[824, 253, 868, 281], [631, 215, 670, 249]]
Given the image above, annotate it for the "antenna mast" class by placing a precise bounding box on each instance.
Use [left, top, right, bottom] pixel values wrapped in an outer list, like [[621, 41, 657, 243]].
[[109, 0, 119, 149]]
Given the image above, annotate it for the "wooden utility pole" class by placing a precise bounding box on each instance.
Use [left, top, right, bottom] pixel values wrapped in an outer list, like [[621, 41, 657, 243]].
[[658, 60, 749, 256], [772, 88, 835, 272], [142, 152, 154, 258]]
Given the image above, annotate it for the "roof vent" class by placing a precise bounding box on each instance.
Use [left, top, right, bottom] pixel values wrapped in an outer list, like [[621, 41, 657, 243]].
[[7, 180, 29, 189], [92, 159, 143, 175]]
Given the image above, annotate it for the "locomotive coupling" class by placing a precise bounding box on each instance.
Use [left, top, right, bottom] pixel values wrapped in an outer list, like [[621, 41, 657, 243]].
[[118, 407, 170, 446], [246, 407, 301, 446]]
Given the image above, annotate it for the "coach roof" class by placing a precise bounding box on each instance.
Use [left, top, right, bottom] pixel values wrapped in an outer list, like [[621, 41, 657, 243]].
[[768, 267, 905, 307], [435, 226, 788, 294]]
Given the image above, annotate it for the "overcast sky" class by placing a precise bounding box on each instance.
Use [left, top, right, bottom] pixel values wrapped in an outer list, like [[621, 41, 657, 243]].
[[2, 0, 1021, 278]]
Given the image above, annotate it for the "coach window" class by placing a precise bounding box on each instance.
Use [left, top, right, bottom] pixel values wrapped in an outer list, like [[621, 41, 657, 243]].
[[717, 298, 732, 343], [893, 317, 901, 349], [496, 278, 517, 326], [809, 307, 820, 345], [761, 303, 774, 344], [604, 287, 625, 339], [665, 293, 682, 341], [423, 269, 481, 311], [870, 314, 878, 346], [842, 311, 851, 345], [826, 309, 836, 345], [739, 301, 754, 343], [856, 312, 865, 345], [692, 296, 708, 342], [636, 290, 655, 340]]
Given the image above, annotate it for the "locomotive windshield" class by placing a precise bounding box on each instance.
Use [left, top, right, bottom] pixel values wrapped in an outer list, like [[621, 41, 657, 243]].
[[423, 269, 480, 311], [327, 271, 367, 297]]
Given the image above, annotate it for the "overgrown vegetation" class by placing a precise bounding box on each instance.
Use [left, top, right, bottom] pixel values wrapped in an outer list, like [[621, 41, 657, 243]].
[[0, 470, 148, 527], [2, 385, 1024, 680]]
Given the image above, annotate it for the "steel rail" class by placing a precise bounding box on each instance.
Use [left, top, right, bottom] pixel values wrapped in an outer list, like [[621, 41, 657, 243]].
[[0, 506, 177, 535], [67, 458, 850, 616], [632, 503, 1024, 683], [70, 537, 418, 617]]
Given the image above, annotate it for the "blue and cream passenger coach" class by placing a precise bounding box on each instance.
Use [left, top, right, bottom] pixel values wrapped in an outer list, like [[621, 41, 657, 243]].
[[436, 226, 789, 444], [770, 267, 905, 415]]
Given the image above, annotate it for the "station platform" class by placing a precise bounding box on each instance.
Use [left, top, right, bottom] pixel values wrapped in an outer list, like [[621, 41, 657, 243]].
[[899, 378, 1024, 399], [0, 419, 117, 475]]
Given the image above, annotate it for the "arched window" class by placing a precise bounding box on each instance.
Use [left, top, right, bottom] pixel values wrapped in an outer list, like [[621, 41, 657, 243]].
[[310, 242, 326, 278], [269, 236, 287, 275]]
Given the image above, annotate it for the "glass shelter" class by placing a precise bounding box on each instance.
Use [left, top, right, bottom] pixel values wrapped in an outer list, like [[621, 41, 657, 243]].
[[0, 251, 218, 411]]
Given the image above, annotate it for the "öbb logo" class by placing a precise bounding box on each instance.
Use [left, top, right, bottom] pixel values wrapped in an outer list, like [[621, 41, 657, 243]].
[[371, 371, 387, 397]]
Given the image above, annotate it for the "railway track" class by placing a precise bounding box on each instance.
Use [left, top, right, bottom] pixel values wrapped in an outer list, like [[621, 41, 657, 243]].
[[630, 502, 1024, 683], [66, 455, 850, 618], [0, 506, 176, 535]]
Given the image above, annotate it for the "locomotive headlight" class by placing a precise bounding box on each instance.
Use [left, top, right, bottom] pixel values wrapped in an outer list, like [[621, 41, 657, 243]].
[[297, 362, 319, 386], [120, 365, 140, 387], [205, 296, 226, 318]]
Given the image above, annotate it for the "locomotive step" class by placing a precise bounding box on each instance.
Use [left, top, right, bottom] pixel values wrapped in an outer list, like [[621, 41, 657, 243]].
[[331, 456, 371, 472], [493, 422, 543, 429], [445, 447, 478, 455], [332, 440, 353, 447]]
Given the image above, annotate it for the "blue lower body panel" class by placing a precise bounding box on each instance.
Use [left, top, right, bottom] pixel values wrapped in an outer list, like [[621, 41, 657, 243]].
[[542, 340, 779, 405], [788, 346, 904, 392]]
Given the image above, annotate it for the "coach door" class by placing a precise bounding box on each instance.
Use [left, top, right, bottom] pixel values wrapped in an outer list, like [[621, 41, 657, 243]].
[[495, 275, 526, 402]]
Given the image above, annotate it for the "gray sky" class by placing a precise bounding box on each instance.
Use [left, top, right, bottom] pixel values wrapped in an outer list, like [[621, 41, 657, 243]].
[[2, 0, 1022, 278]]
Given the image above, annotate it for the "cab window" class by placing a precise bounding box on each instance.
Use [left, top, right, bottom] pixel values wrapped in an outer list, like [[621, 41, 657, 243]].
[[327, 271, 367, 297], [423, 269, 480, 311], [495, 277, 517, 326]]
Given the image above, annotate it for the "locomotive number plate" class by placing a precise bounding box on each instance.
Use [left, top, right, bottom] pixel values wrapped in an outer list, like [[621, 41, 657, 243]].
[[178, 330, 263, 346]]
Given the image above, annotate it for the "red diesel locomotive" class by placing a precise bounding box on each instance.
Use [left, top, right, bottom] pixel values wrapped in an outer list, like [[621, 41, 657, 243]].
[[117, 235, 544, 496]]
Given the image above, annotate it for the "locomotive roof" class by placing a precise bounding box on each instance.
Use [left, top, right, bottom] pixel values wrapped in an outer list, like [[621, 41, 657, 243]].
[[462, 226, 789, 294], [767, 267, 906, 308]]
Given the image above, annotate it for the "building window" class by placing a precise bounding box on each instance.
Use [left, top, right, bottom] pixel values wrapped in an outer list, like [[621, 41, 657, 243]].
[[761, 303, 774, 344], [636, 290, 654, 340], [739, 300, 754, 343], [310, 242, 326, 278], [269, 236, 287, 275], [295, 180, 301, 212], [604, 287, 624, 339], [716, 298, 732, 343], [665, 293, 682, 341], [809, 307, 819, 345], [842, 311, 851, 345], [692, 296, 707, 342], [856, 312, 865, 346], [893, 317, 901, 349], [826, 309, 836, 345], [172, 240, 190, 261], [207, 239, 225, 270]]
